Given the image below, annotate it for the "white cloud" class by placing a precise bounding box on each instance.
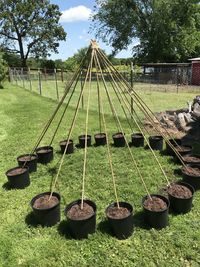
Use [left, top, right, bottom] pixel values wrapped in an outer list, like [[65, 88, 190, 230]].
[[60, 5, 92, 23]]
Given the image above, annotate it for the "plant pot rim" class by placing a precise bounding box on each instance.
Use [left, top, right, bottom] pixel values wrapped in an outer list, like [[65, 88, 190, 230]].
[[181, 164, 200, 178], [167, 181, 195, 199], [59, 139, 73, 145], [149, 135, 163, 139], [5, 166, 29, 176], [94, 133, 106, 137], [79, 134, 91, 139], [106, 201, 133, 220], [112, 132, 125, 137], [167, 137, 182, 141], [177, 145, 192, 150], [131, 133, 143, 137], [30, 191, 60, 211], [36, 146, 53, 152], [17, 153, 38, 161], [142, 194, 170, 213], [65, 199, 96, 221], [183, 153, 200, 159]]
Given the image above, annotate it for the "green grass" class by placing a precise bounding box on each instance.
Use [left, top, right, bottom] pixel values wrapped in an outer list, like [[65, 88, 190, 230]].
[[0, 82, 200, 267]]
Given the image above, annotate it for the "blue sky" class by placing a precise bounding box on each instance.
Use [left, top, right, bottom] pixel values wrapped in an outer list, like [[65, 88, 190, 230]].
[[49, 0, 134, 60]]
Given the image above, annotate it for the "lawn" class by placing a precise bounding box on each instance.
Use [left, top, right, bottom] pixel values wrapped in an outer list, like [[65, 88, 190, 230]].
[[0, 82, 200, 267]]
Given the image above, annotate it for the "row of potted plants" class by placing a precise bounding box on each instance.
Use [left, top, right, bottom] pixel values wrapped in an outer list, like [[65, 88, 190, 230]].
[[29, 179, 195, 240], [5, 134, 200, 240]]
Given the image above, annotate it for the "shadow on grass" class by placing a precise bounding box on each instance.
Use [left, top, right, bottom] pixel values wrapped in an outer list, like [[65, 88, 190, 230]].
[[25, 212, 39, 227], [97, 219, 113, 236], [2, 182, 13, 190], [57, 220, 73, 240], [133, 211, 151, 230], [98, 212, 151, 234], [2, 182, 28, 191], [159, 149, 170, 156]]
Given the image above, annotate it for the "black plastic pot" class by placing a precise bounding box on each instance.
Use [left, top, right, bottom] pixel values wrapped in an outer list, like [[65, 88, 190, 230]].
[[174, 145, 193, 163], [65, 199, 96, 239], [131, 133, 144, 147], [94, 133, 107, 146], [59, 139, 74, 154], [36, 146, 53, 164], [142, 194, 169, 229], [149, 135, 163, 151], [106, 202, 133, 239], [167, 182, 194, 214], [181, 164, 200, 190], [182, 154, 200, 166], [165, 138, 182, 156], [78, 135, 92, 148], [112, 132, 125, 147], [17, 154, 38, 173], [30, 191, 60, 227], [5, 166, 30, 189]]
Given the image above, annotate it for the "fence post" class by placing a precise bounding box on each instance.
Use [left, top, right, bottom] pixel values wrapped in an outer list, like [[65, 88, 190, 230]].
[[176, 67, 179, 94], [14, 68, 17, 85], [54, 68, 59, 101], [61, 68, 64, 82], [130, 62, 134, 115], [28, 68, 32, 91], [21, 68, 25, 88], [44, 68, 47, 81], [38, 68, 42, 95]]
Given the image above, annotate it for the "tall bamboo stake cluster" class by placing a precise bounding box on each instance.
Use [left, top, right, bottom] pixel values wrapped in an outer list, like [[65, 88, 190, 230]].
[[26, 40, 188, 207]]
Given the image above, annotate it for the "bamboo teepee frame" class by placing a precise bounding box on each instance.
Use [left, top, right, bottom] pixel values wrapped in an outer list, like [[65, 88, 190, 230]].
[[26, 40, 188, 208]]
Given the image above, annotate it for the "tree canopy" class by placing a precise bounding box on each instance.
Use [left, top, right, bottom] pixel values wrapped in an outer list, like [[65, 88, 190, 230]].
[[92, 0, 200, 62], [0, 0, 66, 66]]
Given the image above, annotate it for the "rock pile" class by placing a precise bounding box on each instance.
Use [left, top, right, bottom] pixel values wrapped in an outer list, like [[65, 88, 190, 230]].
[[145, 95, 200, 136]]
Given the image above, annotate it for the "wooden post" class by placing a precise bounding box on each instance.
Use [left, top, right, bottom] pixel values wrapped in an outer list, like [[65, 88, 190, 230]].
[[176, 66, 179, 94], [130, 62, 134, 115], [14, 68, 18, 85], [54, 68, 59, 101], [61, 68, 64, 82], [28, 68, 32, 91], [21, 68, 25, 88], [38, 68, 42, 95], [44, 68, 47, 81]]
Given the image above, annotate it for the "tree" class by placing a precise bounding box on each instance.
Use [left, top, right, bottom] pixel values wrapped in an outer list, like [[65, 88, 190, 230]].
[[0, 0, 66, 67], [0, 54, 7, 88], [40, 59, 55, 70], [92, 0, 200, 62]]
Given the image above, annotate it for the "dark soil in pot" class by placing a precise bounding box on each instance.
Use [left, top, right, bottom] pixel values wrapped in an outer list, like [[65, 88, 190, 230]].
[[78, 135, 92, 148], [94, 133, 107, 146], [181, 164, 200, 190], [173, 146, 193, 164], [142, 194, 169, 229], [131, 133, 144, 147], [30, 192, 60, 227], [36, 146, 53, 164], [65, 199, 96, 239], [59, 139, 74, 154], [165, 138, 182, 156], [106, 202, 133, 239], [182, 154, 200, 165], [17, 154, 38, 173], [5, 166, 30, 189], [112, 132, 125, 147], [167, 182, 194, 214], [149, 135, 163, 151]]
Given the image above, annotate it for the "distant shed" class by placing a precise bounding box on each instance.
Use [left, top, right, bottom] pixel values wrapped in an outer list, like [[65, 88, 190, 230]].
[[139, 63, 191, 84], [189, 58, 200, 85]]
